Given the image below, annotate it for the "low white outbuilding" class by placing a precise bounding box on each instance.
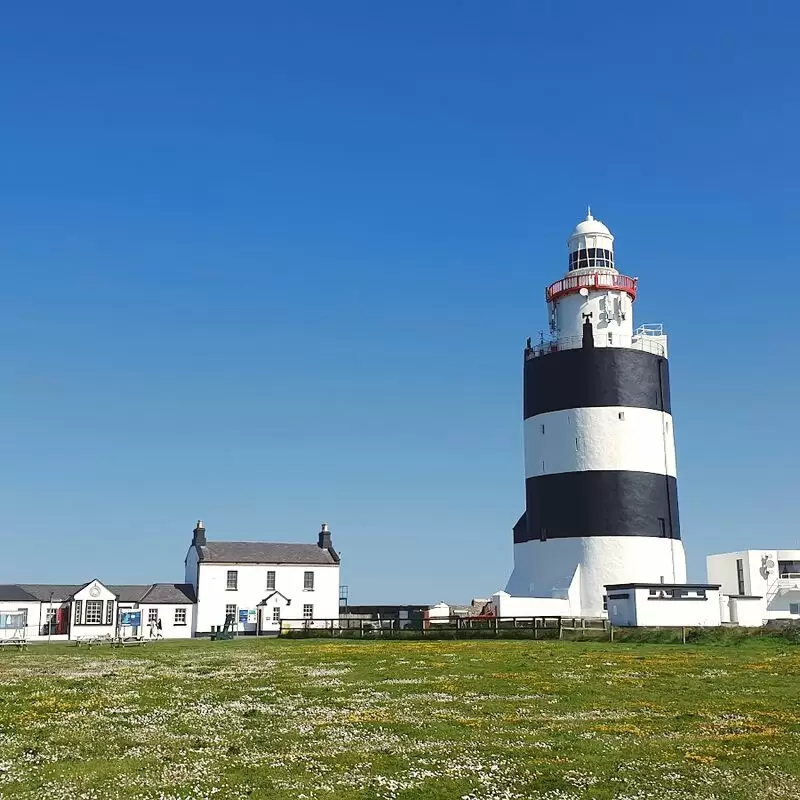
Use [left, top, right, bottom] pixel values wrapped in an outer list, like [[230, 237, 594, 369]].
[[605, 583, 722, 628]]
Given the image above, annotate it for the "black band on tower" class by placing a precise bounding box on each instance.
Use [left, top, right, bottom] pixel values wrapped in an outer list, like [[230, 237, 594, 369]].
[[517, 471, 680, 543], [524, 347, 671, 418]]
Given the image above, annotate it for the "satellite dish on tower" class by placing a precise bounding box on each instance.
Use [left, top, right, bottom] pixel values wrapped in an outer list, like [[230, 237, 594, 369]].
[[579, 287, 589, 297]]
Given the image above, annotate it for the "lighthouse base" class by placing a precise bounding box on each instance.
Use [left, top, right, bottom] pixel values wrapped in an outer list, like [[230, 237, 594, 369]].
[[505, 536, 687, 618]]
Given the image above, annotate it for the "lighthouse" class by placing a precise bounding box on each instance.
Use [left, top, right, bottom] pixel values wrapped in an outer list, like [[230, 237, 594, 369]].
[[505, 211, 687, 617]]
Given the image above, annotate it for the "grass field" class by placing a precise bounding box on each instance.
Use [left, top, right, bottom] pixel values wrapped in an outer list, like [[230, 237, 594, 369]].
[[0, 638, 798, 800]]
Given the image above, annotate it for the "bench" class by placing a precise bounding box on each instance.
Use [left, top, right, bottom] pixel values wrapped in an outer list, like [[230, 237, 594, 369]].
[[111, 636, 148, 648], [0, 637, 28, 650], [74, 635, 112, 648]]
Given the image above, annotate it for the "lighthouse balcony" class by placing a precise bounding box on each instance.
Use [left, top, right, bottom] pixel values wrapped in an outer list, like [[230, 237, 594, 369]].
[[526, 329, 666, 360], [546, 272, 637, 303]]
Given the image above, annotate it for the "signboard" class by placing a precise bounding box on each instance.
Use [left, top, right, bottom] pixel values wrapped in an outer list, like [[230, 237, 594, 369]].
[[239, 609, 249, 624], [119, 611, 141, 627], [247, 609, 257, 623], [0, 612, 25, 630]]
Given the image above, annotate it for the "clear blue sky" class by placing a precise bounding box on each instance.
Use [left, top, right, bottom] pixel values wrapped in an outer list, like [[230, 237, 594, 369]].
[[1, 2, 797, 602]]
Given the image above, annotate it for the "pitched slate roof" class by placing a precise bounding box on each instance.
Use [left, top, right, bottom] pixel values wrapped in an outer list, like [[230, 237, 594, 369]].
[[17, 583, 195, 603], [19, 584, 83, 602], [107, 585, 152, 602], [197, 541, 338, 565], [140, 584, 196, 604], [0, 585, 39, 602]]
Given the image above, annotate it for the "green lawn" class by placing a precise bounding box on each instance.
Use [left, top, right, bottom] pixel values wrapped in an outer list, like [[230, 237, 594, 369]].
[[0, 638, 798, 799]]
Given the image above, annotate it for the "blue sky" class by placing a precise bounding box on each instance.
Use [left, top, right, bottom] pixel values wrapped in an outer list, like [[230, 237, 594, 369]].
[[0, 2, 797, 602]]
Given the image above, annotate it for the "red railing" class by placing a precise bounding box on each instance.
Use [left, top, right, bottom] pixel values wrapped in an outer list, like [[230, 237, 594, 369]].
[[546, 273, 637, 303]]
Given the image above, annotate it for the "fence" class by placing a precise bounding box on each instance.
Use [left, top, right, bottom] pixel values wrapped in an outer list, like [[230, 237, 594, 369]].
[[277, 616, 610, 639]]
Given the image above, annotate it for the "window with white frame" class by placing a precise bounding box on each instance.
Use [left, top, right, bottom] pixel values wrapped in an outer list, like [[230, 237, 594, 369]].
[[266, 570, 276, 590], [174, 607, 187, 625], [303, 571, 314, 591], [85, 600, 103, 625], [148, 608, 158, 624], [74, 600, 82, 625], [302, 604, 313, 620], [225, 604, 237, 621], [272, 606, 281, 622], [17, 609, 28, 627], [226, 570, 238, 590], [105, 601, 114, 625]]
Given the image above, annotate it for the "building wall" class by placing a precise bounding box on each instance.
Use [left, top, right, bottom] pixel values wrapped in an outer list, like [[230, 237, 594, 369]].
[[138, 604, 195, 639], [185, 546, 199, 591], [607, 587, 721, 627], [195, 562, 339, 633], [70, 582, 119, 639], [707, 549, 800, 621], [507, 536, 686, 617], [490, 591, 571, 618], [729, 597, 764, 627], [633, 587, 721, 627], [605, 592, 636, 626], [0, 601, 44, 640], [554, 288, 634, 341]]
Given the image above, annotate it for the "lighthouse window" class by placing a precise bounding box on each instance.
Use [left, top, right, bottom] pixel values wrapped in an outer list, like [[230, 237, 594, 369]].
[[618, 411, 625, 420], [541, 424, 545, 434], [539, 527, 547, 541], [657, 517, 666, 537]]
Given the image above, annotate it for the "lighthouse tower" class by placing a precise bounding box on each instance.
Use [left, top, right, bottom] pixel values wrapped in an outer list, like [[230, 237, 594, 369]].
[[505, 211, 687, 617]]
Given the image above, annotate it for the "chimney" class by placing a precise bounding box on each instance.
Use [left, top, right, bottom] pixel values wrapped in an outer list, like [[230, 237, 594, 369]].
[[318, 521, 332, 550], [192, 520, 207, 547]]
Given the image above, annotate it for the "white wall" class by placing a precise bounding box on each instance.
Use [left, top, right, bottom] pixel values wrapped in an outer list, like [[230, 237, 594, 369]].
[[258, 593, 292, 635], [707, 549, 800, 622], [729, 596, 764, 627], [0, 601, 43, 640], [490, 591, 571, 618], [139, 604, 195, 639], [70, 582, 118, 639], [632, 586, 721, 627], [507, 536, 687, 617], [185, 546, 199, 589], [195, 562, 339, 632], [606, 591, 636, 627], [553, 287, 634, 341], [525, 407, 676, 478]]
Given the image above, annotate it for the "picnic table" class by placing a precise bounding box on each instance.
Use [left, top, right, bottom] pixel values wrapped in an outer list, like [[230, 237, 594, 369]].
[[0, 636, 28, 650], [74, 634, 113, 648], [111, 635, 148, 648]]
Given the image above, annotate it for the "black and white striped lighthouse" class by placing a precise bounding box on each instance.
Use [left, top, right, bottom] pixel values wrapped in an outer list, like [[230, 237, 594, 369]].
[[505, 211, 686, 617]]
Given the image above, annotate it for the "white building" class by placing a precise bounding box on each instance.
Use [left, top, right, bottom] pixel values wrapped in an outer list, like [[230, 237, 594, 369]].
[[185, 521, 341, 635], [605, 583, 722, 628], [1, 520, 341, 641], [504, 211, 686, 618], [0, 580, 196, 642], [707, 549, 800, 623]]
